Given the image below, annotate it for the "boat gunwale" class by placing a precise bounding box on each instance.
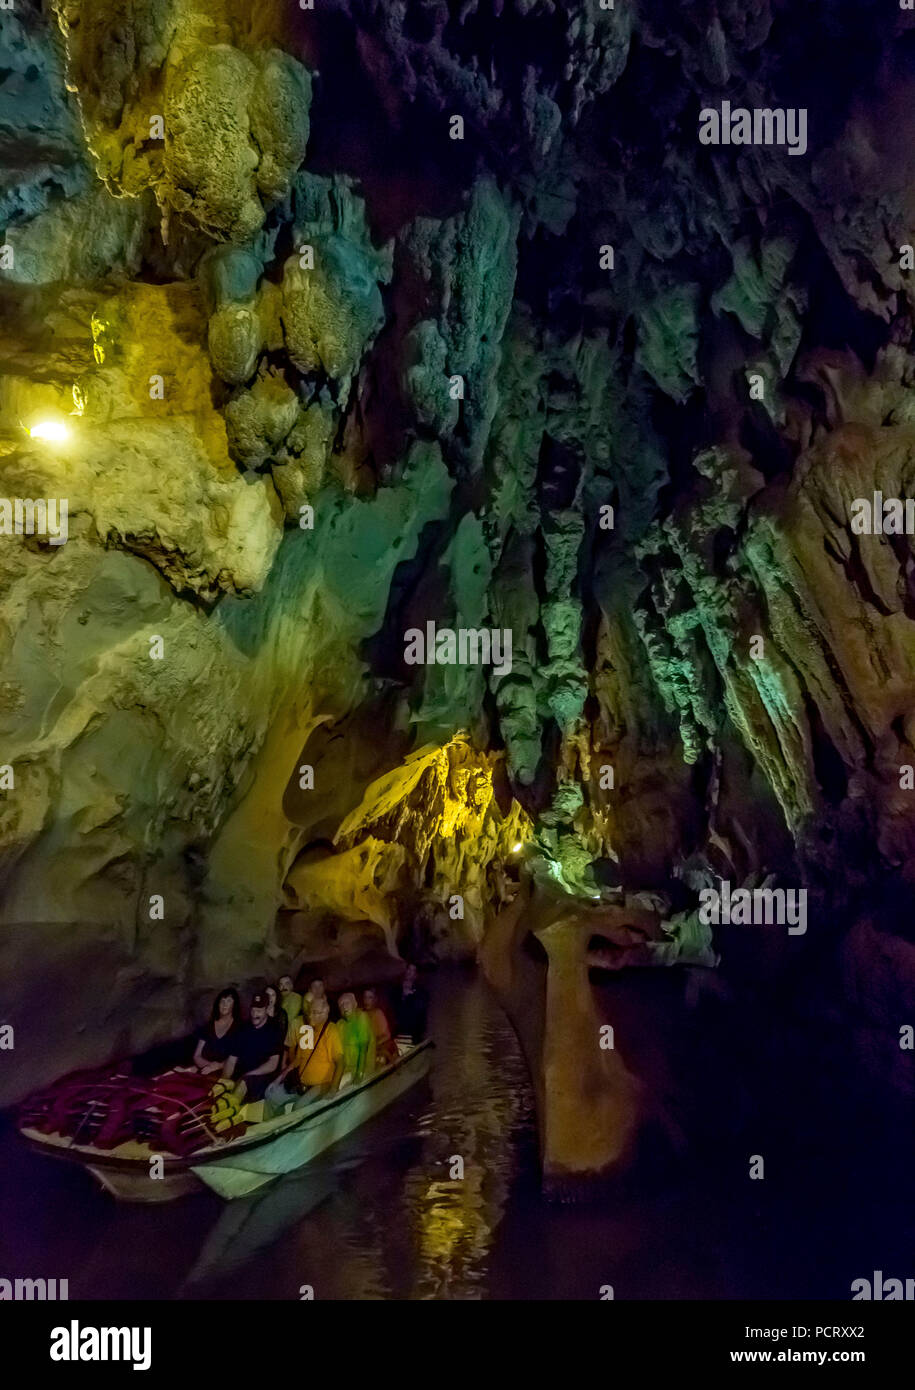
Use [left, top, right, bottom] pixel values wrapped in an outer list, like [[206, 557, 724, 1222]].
[[20, 1039, 433, 1174]]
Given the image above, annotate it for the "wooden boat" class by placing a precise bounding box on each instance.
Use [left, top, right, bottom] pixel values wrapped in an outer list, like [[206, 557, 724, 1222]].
[[20, 1040, 432, 1203]]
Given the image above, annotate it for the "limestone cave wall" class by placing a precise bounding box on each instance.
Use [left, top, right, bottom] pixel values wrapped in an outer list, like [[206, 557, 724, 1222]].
[[1, 0, 914, 1184]]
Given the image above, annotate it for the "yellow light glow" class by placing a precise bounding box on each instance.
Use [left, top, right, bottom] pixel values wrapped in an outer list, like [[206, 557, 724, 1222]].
[[27, 419, 70, 443], [511, 841, 523, 853]]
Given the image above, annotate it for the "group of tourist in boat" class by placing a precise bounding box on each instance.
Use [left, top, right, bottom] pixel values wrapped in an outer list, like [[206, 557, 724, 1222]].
[[18, 966, 431, 1165], [185, 966, 429, 1119]]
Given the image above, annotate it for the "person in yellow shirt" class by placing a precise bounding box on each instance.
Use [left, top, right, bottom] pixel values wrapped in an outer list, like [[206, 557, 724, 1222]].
[[265, 995, 343, 1114]]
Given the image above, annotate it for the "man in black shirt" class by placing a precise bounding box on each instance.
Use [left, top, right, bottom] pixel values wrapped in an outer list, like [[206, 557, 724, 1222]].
[[223, 992, 283, 1101], [395, 964, 429, 1044]]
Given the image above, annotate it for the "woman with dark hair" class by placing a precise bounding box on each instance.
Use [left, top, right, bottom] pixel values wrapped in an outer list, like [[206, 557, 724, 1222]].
[[190, 988, 242, 1074]]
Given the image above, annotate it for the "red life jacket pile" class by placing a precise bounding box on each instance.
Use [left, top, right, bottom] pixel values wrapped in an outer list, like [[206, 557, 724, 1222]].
[[19, 1066, 247, 1157]]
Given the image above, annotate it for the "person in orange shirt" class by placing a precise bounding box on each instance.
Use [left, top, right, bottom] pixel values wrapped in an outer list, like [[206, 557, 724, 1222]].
[[363, 987, 398, 1068]]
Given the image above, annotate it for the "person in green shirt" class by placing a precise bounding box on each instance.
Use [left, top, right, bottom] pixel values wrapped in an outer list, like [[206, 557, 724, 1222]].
[[336, 992, 374, 1084]]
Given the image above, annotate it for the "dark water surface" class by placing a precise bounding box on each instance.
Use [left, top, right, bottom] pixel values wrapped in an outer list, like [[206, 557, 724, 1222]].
[[1, 966, 911, 1300]]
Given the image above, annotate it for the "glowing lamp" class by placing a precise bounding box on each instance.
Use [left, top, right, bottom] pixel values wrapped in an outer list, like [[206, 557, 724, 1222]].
[[511, 841, 523, 853], [27, 419, 70, 443]]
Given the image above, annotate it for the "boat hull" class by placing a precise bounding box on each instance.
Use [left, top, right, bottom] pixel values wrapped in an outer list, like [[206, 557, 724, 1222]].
[[21, 1041, 432, 1203], [193, 1042, 431, 1198], [86, 1164, 203, 1202]]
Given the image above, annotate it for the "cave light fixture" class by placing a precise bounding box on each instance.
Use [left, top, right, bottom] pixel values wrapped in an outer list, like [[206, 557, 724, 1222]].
[[24, 417, 71, 444]]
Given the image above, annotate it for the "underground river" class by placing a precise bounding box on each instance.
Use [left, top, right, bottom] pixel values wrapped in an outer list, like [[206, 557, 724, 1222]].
[[1, 965, 911, 1300]]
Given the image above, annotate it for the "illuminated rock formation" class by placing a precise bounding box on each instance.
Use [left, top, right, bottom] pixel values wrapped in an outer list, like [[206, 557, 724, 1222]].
[[282, 737, 530, 964]]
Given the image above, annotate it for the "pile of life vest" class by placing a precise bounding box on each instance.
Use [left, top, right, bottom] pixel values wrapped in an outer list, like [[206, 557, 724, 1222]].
[[19, 1067, 247, 1157], [208, 1078, 244, 1133]]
